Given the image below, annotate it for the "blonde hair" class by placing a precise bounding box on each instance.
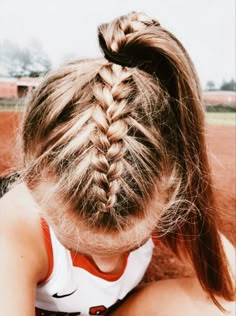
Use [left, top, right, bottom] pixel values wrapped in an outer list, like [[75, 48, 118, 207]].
[[21, 12, 234, 309]]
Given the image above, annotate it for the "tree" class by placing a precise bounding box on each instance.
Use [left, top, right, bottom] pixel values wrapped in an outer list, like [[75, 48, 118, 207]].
[[220, 79, 236, 91], [206, 80, 216, 91], [0, 39, 51, 78]]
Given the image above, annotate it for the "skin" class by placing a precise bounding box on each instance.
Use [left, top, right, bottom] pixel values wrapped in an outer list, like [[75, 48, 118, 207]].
[[0, 183, 48, 315], [0, 182, 235, 316], [110, 279, 236, 316]]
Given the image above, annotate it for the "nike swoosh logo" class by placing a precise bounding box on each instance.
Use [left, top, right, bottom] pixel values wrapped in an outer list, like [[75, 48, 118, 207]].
[[52, 289, 77, 298]]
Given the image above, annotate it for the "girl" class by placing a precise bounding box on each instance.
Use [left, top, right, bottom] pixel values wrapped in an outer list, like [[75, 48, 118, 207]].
[[0, 12, 235, 316]]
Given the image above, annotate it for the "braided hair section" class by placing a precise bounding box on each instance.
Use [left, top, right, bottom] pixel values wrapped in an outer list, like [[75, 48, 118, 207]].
[[90, 65, 131, 214], [73, 63, 162, 229], [99, 12, 160, 68], [22, 58, 165, 230]]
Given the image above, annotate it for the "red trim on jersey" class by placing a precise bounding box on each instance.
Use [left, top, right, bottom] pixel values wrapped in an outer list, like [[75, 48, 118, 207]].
[[70, 251, 130, 282], [40, 218, 54, 283], [151, 235, 159, 246], [39, 218, 157, 283]]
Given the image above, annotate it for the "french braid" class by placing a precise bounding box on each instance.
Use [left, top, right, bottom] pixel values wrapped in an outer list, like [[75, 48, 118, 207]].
[[89, 65, 131, 220], [72, 63, 163, 228]]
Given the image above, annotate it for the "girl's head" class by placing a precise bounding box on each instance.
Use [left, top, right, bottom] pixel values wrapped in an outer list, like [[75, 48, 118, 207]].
[[20, 12, 234, 306], [22, 12, 203, 232]]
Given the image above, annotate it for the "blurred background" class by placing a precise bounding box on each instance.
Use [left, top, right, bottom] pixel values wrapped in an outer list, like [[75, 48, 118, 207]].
[[0, 0, 235, 94], [0, 0, 235, 280]]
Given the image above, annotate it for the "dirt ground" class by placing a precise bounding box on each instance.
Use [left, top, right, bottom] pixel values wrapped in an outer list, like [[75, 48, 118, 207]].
[[0, 111, 23, 175], [0, 111, 235, 281]]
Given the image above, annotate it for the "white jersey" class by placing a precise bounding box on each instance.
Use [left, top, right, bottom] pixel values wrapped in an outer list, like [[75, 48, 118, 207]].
[[35, 220, 155, 315]]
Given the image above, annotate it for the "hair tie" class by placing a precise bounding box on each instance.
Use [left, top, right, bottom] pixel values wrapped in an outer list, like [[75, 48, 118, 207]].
[[99, 32, 146, 69], [104, 50, 137, 68]]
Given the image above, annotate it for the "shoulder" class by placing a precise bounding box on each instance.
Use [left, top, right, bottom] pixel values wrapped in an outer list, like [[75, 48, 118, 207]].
[[0, 182, 48, 283], [219, 233, 236, 280], [111, 278, 235, 316], [0, 182, 41, 238]]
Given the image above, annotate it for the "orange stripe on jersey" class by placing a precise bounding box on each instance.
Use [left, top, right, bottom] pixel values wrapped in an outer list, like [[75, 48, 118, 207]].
[[151, 235, 159, 246], [39, 218, 54, 283], [70, 251, 129, 282]]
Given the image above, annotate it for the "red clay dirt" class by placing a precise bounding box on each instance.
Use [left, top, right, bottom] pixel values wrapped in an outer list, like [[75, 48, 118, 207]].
[[0, 111, 235, 281], [0, 111, 23, 175]]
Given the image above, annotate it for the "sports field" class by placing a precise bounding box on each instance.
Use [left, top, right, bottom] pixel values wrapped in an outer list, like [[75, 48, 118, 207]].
[[0, 111, 235, 281], [206, 112, 236, 126]]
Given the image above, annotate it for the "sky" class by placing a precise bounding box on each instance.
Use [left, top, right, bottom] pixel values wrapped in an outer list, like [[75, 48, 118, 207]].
[[0, 0, 235, 89]]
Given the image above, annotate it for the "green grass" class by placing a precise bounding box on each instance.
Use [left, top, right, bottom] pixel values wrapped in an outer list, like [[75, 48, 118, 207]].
[[0, 99, 24, 112], [0, 98, 24, 111], [0, 99, 235, 126], [205, 112, 236, 126], [0, 106, 23, 111]]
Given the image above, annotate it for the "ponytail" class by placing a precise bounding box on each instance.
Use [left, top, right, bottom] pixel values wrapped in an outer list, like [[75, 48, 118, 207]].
[[99, 12, 235, 308]]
